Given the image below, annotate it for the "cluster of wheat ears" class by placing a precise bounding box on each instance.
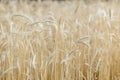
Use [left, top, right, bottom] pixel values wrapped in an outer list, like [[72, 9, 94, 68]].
[[0, 1, 120, 80]]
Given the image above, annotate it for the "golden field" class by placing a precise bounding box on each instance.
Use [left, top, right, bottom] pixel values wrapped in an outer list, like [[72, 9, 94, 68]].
[[0, 1, 120, 80]]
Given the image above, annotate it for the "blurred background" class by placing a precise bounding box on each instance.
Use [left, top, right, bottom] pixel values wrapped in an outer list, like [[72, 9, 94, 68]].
[[0, 0, 119, 2]]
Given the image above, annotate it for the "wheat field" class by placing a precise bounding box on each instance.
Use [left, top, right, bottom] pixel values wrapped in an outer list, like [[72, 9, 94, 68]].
[[0, 0, 120, 80]]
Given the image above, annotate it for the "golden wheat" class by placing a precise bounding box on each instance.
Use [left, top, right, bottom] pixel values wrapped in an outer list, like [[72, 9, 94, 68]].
[[0, 1, 120, 80]]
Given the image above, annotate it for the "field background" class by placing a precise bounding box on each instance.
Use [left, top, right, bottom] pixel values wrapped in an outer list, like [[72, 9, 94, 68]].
[[0, 0, 120, 80]]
